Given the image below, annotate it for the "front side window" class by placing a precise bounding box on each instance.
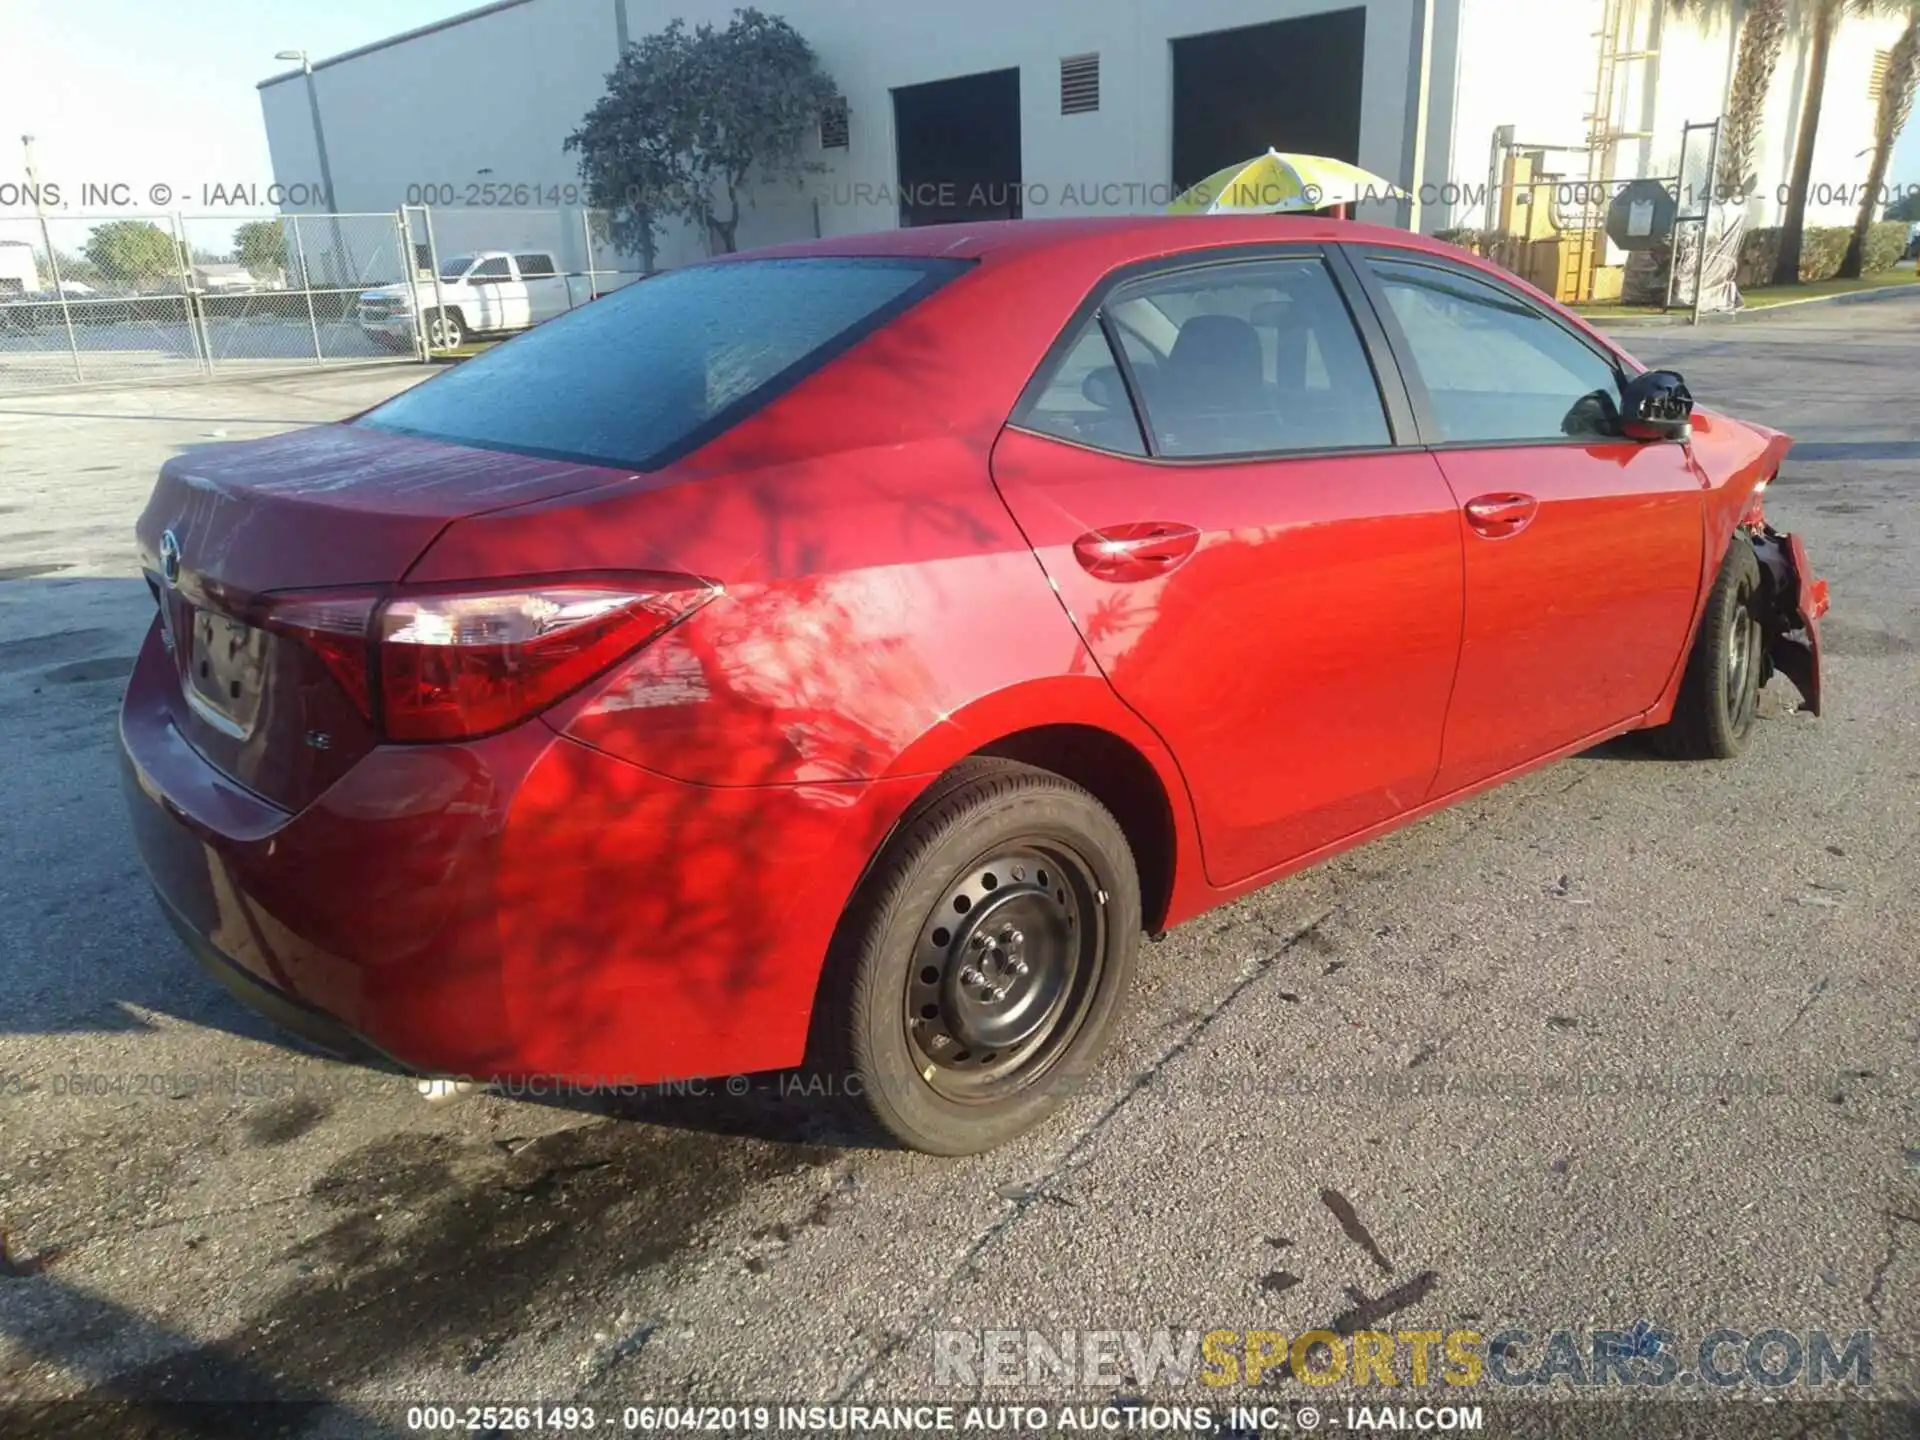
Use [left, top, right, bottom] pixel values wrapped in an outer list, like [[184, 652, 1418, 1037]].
[[469, 257, 511, 280], [359, 257, 966, 470], [1103, 257, 1391, 458], [1365, 257, 1623, 443]]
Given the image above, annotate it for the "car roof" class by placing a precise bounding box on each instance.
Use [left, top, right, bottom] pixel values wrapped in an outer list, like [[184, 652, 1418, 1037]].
[[733, 214, 1459, 267]]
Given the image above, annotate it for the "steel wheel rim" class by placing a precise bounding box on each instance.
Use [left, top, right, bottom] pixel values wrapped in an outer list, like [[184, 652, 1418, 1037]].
[[904, 841, 1105, 1101], [1725, 583, 1762, 732]]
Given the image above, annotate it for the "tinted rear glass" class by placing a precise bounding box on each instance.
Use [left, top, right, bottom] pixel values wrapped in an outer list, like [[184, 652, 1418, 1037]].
[[357, 257, 967, 470]]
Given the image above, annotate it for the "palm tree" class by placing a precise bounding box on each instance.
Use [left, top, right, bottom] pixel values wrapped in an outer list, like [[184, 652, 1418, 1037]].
[[1670, 0, 1793, 200], [1838, 3, 1920, 275], [1773, 0, 1912, 284]]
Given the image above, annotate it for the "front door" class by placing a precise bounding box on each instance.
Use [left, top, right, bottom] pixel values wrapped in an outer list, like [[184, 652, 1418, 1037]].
[[992, 250, 1464, 887], [1350, 252, 1705, 794]]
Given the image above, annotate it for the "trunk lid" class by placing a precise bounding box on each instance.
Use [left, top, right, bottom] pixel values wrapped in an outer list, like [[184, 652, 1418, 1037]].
[[135, 423, 636, 811]]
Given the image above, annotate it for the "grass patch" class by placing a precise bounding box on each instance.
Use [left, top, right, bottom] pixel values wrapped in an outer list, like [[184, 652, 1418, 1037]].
[[1740, 271, 1914, 308], [1569, 302, 1668, 319], [1571, 269, 1915, 320]]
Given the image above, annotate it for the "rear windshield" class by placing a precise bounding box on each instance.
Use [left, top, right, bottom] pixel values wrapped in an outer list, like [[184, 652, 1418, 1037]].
[[357, 256, 967, 470]]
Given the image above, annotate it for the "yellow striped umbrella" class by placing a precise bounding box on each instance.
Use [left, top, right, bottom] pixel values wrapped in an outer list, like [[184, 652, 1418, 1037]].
[[1166, 151, 1406, 215]]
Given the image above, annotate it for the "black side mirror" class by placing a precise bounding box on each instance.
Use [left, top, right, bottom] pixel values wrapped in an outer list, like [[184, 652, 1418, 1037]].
[[1620, 369, 1694, 441]]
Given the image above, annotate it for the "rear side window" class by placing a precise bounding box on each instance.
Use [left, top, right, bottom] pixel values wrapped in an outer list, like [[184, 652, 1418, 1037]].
[[1109, 258, 1391, 458], [1016, 255, 1391, 460], [358, 257, 967, 469], [514, 253, 556, 277]]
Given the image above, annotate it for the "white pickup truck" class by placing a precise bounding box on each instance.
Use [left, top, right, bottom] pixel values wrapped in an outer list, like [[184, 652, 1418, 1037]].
[[0, 241, 43, 299], [358, 249, 579, 350]]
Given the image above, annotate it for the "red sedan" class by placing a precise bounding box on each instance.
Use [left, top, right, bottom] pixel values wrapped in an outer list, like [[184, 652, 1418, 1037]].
[[120, 217, 1828, 1154]]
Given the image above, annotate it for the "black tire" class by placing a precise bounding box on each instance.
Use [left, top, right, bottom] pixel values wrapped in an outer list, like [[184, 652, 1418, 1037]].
[[1652, 538, 1765, 759], [423, 307, 465, 350], [818, 758, 1141, 1155]]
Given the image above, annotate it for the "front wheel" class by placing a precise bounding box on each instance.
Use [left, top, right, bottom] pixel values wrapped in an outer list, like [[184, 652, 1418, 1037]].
[[820, 759, 1140, 1155], [1651, 538, 1765, 759], [423, 307, 465, 350]]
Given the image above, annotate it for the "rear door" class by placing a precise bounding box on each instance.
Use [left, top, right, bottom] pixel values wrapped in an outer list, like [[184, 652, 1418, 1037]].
[[1347, 250, 1705, 794], [514, 253, 567, 323], [991, 247, 1464, 887]]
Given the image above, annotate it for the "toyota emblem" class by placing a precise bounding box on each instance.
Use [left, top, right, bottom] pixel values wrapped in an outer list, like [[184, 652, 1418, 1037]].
[[159, 530, 182, 587]]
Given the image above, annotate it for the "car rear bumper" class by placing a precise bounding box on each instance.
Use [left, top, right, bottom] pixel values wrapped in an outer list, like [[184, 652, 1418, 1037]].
[[119, 623, 921, 1085], [150, 883, 398, 1066]]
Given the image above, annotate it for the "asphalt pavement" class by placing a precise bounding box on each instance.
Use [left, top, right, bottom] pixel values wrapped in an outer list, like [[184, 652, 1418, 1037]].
[[0, 298, 1915, 1435]]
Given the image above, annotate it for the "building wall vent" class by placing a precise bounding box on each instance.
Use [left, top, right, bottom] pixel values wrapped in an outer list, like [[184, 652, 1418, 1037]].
[[821, 97, 850, 150], [1061, 53, 1100, 115]]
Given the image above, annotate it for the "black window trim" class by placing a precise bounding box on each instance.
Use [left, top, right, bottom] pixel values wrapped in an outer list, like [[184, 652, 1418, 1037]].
[[359, 255, 973, 474], [1007, 242, 1419, 467], [1340, 245, 1656, 453], [1095, 310, 1156, 457]]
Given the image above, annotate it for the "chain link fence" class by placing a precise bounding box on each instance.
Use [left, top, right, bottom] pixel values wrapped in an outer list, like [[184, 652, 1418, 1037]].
[[0, 207, 649, 394]]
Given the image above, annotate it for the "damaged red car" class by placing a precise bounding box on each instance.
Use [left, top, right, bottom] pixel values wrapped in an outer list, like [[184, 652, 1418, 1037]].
[[120, 217, 1828, 1154]]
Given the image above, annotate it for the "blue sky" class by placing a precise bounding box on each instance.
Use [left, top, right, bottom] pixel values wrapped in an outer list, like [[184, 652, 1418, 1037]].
[[0, 0, 469, 211], [2, 0, 1916, 218]]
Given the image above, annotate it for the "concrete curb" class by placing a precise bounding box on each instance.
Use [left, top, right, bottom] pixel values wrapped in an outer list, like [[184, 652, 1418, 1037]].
[[1591, 279, 1920, 328]]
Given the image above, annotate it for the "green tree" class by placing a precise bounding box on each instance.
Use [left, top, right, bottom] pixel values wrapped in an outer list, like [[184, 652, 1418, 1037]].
[[30, 250, 101, 288], [1772, 0, 1912, 284], [1840, 3, 1920, 273], [566, 23, 691, 272], [82, 220, 183, 289], [1889, 188, 1920, 219], [233, 219, 290, 279], [1670, 0, 1792, 199], [567, 7, 840, 258]]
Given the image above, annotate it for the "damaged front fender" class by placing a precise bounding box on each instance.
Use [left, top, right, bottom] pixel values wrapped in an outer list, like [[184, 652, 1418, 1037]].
[[1749, 525, 1829, 717]]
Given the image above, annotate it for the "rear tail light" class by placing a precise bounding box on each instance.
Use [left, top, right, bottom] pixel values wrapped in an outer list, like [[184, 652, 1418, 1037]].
[[260, 592, 379, 718], [1741, 478, 1770, 529], [259, 575, 714, 742]]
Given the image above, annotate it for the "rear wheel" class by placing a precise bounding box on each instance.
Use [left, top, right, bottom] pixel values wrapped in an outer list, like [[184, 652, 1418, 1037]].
[[1652, 538, 1765, 759], [821, 759, 1140, 1155]]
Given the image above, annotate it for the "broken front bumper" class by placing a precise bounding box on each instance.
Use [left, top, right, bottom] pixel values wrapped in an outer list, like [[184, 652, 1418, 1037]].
[[1751, 526, 1829, 716]]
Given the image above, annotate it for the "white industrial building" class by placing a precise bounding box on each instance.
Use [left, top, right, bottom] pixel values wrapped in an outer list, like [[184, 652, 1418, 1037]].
[[259, 0, 1906, 290]]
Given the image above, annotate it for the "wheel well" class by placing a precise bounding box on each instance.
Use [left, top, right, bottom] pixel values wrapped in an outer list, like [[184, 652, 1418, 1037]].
[[977, 725, 1176, 934]]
